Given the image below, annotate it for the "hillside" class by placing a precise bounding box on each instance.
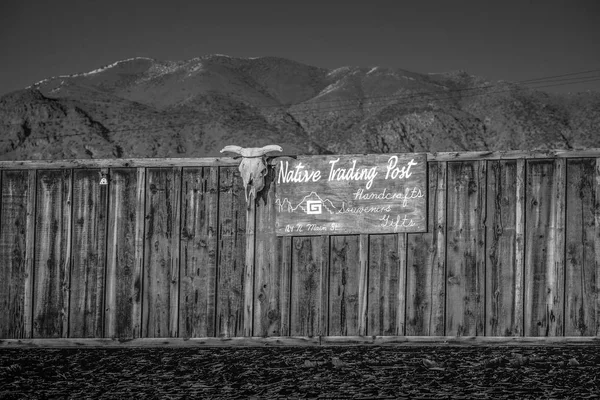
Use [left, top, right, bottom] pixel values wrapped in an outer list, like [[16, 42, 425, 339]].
[[1, 55, 598, 160]]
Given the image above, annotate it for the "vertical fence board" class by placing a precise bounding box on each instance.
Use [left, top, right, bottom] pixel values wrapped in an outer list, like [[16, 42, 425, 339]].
[[216, 167, 246, 337], [514, 159, 526, 336], [396, 233, 407, 336], [254, 169, 282, 336], [279, 236, 292, 336], [329, 235, 361, 336], [105, 168, 144, 338], [358, 234, 369, 335], [367, 234, 404, 335], [179, 167, 218, 337], [525, 159, 565, 336], [0, 171, 30, 338], [32, 170, 72, 338], [486, 160, 522, 336], [596, 159, 600, 336], [24, 171, 36, 338], [69, 169, 108, 338], [142, 168, 181, 338], [565, 159, 596, 335], [290, 236, 328, 336], [244, 193, 255, 337], [406, 162, 447, 335], [446, 161, 485, 336]]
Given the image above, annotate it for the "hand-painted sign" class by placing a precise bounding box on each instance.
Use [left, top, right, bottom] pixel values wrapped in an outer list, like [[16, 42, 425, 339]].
[[274, 153, 427, 236]]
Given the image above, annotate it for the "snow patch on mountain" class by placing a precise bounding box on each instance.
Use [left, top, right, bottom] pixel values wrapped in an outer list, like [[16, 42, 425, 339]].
[[314, 80, 345, 99], [327, 66, 352, 77], [81, 57, 154, 76], [29, 57, 154, 88]]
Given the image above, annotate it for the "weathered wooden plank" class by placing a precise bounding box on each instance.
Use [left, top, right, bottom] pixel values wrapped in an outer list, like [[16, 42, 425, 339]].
[[105, 168, 144, 338], [32, 170, 72, 338], [216, 167, 246, 337], [179, 167, 219, 337], [69, 169, 109, 338], [0, 171, 31, 338], [244, 192, 255, 337], [525, 159, 565, 336], [426, 148, 600, 162], [486, 160, 522, 336], [514, 159, 525, 335], [357, 234, 369, 336], [446, 161, 486, 336], [596, 158, 600, 336], [142, 168, 181, 338], [254, 167, 281, 336], [396, 233, 407, 336], [4, 335, 600, 348], [565, 158, 596, 335], [406, 161, 447, 335], [24, 171, 36, 338], [2, 149, 600, 172], [0, 157, 241, 170], [367, 234, 405, 335], [290, 236, 328, 336], [278, 236, 292, 336], [329, 235, 361, 336]]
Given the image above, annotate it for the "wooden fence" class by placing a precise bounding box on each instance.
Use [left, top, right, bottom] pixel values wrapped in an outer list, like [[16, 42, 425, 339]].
[[1, 149, 599, 340]]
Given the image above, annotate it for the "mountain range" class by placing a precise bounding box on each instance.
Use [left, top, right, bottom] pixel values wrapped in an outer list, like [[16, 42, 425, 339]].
[[1, 54, 599, 160]]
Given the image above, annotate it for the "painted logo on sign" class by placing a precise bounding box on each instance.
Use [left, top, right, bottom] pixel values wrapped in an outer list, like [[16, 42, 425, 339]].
[[306, 200, 323, 214]]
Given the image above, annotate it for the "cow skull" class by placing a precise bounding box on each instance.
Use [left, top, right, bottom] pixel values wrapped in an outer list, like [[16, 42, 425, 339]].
[[220, 145, 283, 203]]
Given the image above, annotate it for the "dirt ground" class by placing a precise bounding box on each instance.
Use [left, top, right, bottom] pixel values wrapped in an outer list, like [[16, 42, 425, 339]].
[[1, 345, 599, 399]]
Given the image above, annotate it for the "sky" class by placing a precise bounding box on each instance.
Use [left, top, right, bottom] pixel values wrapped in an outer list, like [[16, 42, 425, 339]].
[[1, 0, 599, 97]]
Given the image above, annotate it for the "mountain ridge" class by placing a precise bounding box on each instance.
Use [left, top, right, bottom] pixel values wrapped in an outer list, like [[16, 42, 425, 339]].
[[1, 54, 598, 160]]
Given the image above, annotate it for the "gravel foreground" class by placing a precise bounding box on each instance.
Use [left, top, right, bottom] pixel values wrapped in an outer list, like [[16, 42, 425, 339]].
[[1, 346, 599, 399]]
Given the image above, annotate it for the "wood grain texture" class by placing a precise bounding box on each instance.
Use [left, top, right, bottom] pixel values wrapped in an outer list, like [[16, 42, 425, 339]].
[[142, 168, 182, 338], [179, 167, 218, 337], [32, 170, 72, 338], [216, 167, 246, 337], [565, 159, 596, 335], [105, 168, 144, 338], [4, 335, 600, 348], [254, 168, 282, 336], [24, 171, 36, 338], [0, 157, 240, 170], [290, 236, 329, 336], [406, 162, 447, 335], [69, 169, 108, 338], [596, 159, 600, 336], [426, 148, 600, 162], [486, 160, 523, 336], [278, 236, 292, 336], [244, 193, 255, 337], [525, 159, 565, 336], [328, 235, 361, 335], [367, 234, 406, 335], [4, 148, 600, 170], [446, 161, 486, 336], [514, 159, 526, 335], [0, 171, 31, 338], [357, 234, 369, 335]]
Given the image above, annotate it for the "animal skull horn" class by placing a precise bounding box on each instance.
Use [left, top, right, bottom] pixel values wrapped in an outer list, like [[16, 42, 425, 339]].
[[220, 145, 283, 203]]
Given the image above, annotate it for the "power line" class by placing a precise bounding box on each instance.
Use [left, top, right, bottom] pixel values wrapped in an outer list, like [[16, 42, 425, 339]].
[[518, 68, 600, 83]]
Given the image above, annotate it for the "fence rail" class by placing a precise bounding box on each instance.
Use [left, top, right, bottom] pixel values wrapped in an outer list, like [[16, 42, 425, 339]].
[[1, 149, 599, 339]]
